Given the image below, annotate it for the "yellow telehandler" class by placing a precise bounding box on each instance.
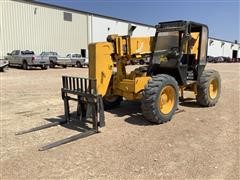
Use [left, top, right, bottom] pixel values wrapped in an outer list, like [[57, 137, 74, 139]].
[[17, 20, 221, 150]]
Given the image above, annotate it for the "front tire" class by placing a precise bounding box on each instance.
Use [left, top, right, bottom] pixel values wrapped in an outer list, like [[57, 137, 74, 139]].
[[141, 74, 179, 124], [103, 95, 122, 110], [196, 69, 221, 107], [22, 61, 28, 70]]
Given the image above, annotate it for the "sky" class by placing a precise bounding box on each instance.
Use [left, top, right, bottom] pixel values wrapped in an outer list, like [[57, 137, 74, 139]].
[[37, 0, 240, 42]]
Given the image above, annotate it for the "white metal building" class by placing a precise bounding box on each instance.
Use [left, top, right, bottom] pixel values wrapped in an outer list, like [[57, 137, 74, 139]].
[[0, 0, 155, 58], [208, 38, 239, 58], [0, 0, 239, 59]]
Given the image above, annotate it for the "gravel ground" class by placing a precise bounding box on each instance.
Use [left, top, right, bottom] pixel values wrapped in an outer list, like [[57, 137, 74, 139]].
[[0, 63, 239, 179]]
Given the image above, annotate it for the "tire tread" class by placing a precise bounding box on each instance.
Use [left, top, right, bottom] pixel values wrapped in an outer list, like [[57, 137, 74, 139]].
[[141, 74, 179, 124]]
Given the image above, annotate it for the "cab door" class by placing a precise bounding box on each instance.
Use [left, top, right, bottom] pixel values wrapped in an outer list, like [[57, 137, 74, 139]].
[[7, 51, 15, 64], [11, 50, 20, 65], [42, 52, 48, 61]]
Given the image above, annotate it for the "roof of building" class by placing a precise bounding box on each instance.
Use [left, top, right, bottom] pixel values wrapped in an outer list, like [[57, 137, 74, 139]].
[[209, 37, 239, 45]]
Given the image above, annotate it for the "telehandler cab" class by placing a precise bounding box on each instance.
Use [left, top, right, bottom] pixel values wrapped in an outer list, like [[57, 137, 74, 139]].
[[16, 21, 221, 150]]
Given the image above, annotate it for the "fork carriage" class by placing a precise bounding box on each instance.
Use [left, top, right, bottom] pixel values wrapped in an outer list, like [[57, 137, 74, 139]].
[[16, 76, 104, 151], [61, 75, 105, 130]]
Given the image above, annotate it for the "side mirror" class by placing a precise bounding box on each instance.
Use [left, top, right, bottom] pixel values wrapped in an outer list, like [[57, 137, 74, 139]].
[[7, 53, 11, 55]]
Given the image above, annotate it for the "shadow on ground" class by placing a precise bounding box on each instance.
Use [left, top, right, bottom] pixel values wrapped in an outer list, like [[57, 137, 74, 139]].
[[43, 98, 202, 131], [15, 98, 204, 150], [44, 114, 92, 133], [43, 100, 154, 130], [107, 101, 154, 126], [8, 66, 68, 71], [8, 66, 45, 71], [179, 98, 202, 108]]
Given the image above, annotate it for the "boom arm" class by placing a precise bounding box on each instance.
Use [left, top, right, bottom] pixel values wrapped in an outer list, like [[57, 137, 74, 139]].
[[89, 35, 154, 96]]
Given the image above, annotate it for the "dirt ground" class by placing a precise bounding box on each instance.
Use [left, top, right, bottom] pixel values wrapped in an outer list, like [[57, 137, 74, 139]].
[[0, 63, 239, 179]]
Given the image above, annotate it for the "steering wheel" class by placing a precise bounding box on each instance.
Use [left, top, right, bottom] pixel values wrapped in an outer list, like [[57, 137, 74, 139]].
[[166, 47, 179, 59], [170, 47, 179, 53]]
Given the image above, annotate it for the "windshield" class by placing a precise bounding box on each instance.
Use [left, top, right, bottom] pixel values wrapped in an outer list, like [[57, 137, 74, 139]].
[[49, 52, 58, 56], [21, 51, 34, 55], [154, 31, 180, 60], [40, 52, 58, 56], [75, 54, 81, 58]]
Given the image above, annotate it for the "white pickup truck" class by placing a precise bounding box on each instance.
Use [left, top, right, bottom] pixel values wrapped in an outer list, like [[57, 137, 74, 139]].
[[39, 52, 71, 68], [66, 53, 89, 67], [5, 50, 49, 70]]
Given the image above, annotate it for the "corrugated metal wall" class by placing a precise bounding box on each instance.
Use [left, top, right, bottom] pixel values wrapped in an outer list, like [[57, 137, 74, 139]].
[[92, 16, 128, 42], [0, 0, 88, 58], [0, 1, 3, 59], [91, 16, 155, 42]]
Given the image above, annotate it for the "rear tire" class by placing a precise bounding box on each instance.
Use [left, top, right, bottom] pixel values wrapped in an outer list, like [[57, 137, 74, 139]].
[[22, 61, 28, 70], [41, 65, 48, 70], [76, 61, 82, 68], [49, 61, 55, 68], [103, 95, 122, 110], [77, 101, 87, 118], [196, 69, 221, 107], [62, 65, 67, 68], [141, 74, 179, 124]]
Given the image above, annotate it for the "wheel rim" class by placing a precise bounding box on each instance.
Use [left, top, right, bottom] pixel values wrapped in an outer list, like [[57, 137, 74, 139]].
[[209, 78, 218, 99], [158, 85, 175, 115]]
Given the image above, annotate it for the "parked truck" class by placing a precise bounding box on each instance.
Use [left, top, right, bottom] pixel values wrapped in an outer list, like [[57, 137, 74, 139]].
[[39, 52, 71, 68], [5, 50, 49, 70], [66, 53, 89, 67]]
